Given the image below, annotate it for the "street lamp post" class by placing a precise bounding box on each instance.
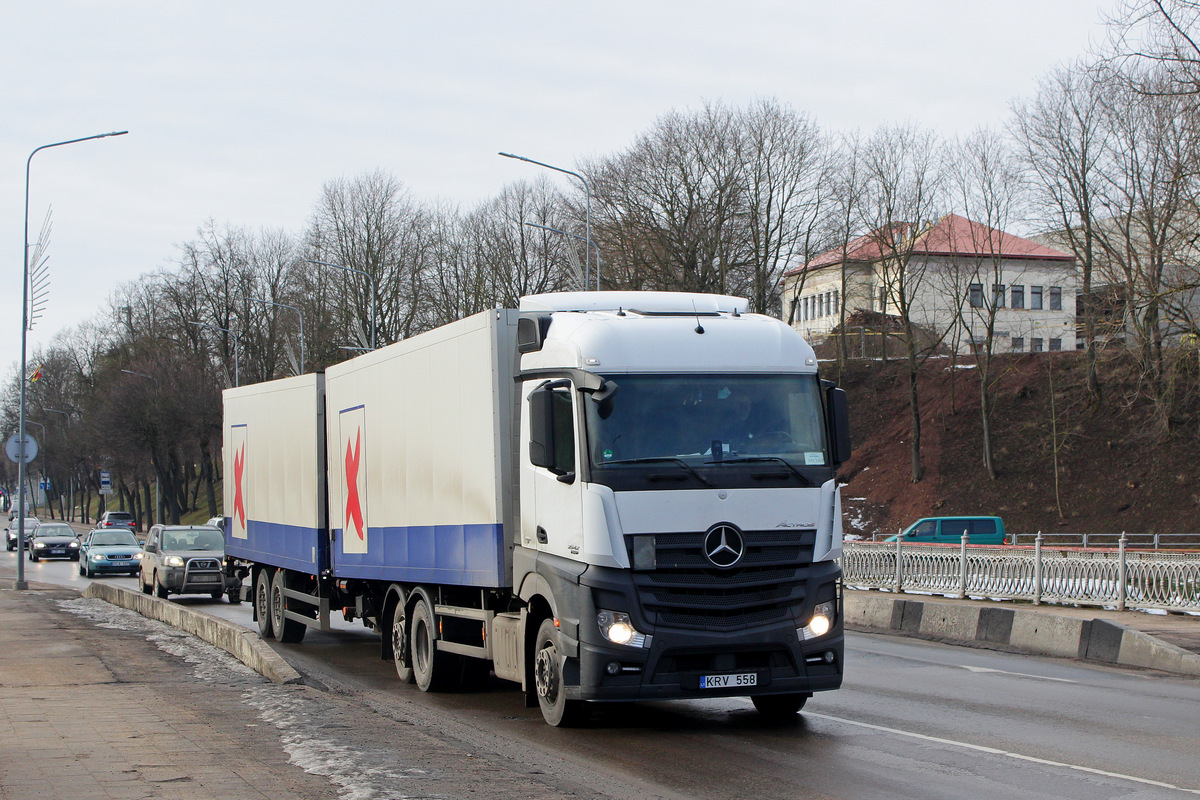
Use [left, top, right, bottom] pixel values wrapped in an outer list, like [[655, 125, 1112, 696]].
[[188, 320, 242, 386], [499, 152, 600, 290], [16, 129, 127, 590], [524, 221, 602, 291], [249, 298, 305, 374], [306, 259, 377, 350]]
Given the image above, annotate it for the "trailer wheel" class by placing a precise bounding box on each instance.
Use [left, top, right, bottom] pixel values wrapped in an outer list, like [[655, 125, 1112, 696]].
[[391, 600, 415, 684], [533, 618, 589, 727], [270, 569, 307, 643], [410, 596, 460, 692], [751, 692, 809, 721], [255, 568, 274, 639]]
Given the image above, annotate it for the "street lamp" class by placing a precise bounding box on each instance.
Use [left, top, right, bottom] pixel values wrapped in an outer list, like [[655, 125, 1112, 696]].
[[16, 129, 128, 590], [188, 320, 242, 386], [524, 221, 601, 290], [249, 298, 305, 374], [306, 259, 377, 350], [499, 152, 600, 290]]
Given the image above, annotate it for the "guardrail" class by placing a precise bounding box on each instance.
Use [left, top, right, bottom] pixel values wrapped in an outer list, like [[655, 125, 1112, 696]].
[[842, 534, 1200, 613]]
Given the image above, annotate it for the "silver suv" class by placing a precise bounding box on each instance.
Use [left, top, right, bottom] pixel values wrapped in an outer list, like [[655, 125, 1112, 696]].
[[98, 510, 137, 533], [139, 524, 237, 601]]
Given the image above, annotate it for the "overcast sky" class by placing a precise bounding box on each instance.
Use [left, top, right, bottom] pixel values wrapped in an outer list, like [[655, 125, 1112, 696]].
[[1, 1, 1113, 382]]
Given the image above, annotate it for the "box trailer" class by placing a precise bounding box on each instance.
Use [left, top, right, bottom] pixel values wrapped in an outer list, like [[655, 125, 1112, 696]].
[[223, 291, 850, 725]]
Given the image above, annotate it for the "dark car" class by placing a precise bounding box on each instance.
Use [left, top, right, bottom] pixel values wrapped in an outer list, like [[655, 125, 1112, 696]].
[[78, 528, 144, 577], [139, 524, 237, 600], [28, 522, 81, 561], [98, 510, 137, 533], [5, 517, 39, 551]]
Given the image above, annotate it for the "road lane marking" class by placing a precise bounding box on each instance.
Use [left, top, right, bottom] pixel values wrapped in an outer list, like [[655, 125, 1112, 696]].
[[960, 665, 1078, 683], [804, 711, 1200, 796]]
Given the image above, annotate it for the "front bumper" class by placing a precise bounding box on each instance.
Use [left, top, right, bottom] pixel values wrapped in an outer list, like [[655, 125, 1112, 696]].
[[87, 556, 142, 574], [31, 545, 79, 560], [160, 565, 234, 594]]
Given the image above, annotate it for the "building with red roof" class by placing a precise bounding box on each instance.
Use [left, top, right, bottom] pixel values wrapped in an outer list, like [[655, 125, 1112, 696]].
[[781, 214, 1079, 354]]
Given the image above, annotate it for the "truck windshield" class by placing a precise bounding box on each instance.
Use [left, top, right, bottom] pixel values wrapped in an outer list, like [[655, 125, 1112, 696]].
[[584, 374, 829, 489]]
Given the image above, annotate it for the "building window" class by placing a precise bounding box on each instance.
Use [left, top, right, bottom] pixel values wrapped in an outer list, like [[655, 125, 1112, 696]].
[[1049, 286, 1062, 311], [1049, 338, 1062, 351], [1011, 285, 1025, 309], [1011, 337, 1024, 352], [1031, 286, 1043, 310], [1031, 337, 1044, 352], [993, 284, 1006, 308], [969, 283, 983, 308]]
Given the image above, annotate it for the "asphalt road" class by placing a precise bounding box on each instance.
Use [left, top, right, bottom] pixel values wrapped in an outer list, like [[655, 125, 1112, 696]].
[[7, 547, 1200, 800]]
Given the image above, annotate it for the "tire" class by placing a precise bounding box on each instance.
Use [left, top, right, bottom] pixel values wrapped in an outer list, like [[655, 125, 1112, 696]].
[[83, 562, 93, 578], [255, 568, 274, 639], [226, 587, 242, 604], [29, 551, 38, 562], [210, 589, 223, 600], [410, 596, 461, 692], [140, 569, 151, 595], [390, 598, 415, 684], [270, 569, 307, 643], [154, 572, 169, 599], [533, 618, 589, 727], [751, 693, 809, 721]]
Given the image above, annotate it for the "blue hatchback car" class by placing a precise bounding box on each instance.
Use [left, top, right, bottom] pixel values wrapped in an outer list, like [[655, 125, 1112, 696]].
[[78, 528, 144, 577]]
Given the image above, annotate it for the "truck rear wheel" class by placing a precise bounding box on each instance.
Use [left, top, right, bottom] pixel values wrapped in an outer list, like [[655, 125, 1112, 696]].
[[751, 692, 809, 720], [391, 599, 414, 684], [533, 618, 589, 727], [270, 569, 307, 643], [410, 597, 460, 692], [255, 568, 274, 639]]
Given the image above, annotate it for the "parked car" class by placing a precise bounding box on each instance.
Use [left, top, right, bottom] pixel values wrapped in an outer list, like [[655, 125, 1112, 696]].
[[28, 522, 81, 561], [98, 510, 137, 532], [139, 524, 238, 601], [78, 528, 143, 577], [5, 517, 40, 551], [885, 516, 1008, 545]]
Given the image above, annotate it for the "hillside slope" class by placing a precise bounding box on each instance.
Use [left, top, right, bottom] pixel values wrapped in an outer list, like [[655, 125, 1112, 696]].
[[832, 350, 1200, 539]]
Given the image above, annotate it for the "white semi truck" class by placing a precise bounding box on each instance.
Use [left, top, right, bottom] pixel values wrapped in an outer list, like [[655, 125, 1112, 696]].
[[222, 291, 850, 726]]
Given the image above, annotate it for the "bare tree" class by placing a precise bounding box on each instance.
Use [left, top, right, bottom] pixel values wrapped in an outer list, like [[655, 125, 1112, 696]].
[[858, 122, 947, 483]]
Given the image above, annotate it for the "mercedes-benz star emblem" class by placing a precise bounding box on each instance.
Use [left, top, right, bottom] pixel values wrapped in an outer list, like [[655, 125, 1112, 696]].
[[703, 524, 745, 568]]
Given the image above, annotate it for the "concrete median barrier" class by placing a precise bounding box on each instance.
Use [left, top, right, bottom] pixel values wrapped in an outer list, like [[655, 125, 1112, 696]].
[[83, 581, 302, 684]]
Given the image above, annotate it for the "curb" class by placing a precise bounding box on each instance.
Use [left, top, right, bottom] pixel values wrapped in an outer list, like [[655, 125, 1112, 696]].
[[844, 592, 1200, 677], [83, 582, 303, 685]]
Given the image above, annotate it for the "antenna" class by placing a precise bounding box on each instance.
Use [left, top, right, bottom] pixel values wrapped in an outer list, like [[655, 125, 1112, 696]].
[[692, 301, 705, 334]]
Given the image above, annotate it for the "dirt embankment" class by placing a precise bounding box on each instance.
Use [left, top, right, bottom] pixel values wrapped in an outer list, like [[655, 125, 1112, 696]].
[[828, 350, 1200, 539]]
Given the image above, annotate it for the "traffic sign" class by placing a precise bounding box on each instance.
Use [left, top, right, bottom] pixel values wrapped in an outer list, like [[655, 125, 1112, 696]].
[[5, 434, 38, 464], [99, 470, 113, 495]]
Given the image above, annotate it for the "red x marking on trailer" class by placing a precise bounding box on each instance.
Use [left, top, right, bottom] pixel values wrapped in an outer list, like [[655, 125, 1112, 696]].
[[233, 443, 246, 528], [345, 429, 365, 540]]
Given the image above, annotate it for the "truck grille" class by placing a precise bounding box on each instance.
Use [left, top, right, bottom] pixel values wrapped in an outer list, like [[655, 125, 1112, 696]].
[[630, 530, 815, 631]]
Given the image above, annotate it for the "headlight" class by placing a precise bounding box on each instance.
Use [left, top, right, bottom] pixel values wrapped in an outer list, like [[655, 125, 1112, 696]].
[[597, 610, 650, 648], [134, 552, 144, 559], [799, 601, 836, 641], [91, 553, 106, 562], [164, 555, 185, 567], [34, 541, 47, 549], [69, 541, 79, 548]]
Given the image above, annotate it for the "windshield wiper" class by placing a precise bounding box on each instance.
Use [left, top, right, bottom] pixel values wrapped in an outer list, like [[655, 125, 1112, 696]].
[[704, 456, 812, 485], [602, 457, 715, 487]]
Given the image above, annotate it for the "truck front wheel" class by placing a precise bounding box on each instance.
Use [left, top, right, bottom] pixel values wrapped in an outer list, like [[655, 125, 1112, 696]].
[[751, 692, 809, 721], [533, 618, 589, 727]]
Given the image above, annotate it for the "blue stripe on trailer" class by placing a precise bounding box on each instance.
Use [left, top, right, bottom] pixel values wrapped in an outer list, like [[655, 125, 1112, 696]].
[[332, 523, 505, 586], [226, 520, 322, 575]]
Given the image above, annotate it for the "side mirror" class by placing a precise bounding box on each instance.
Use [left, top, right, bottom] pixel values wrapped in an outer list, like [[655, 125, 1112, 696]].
[[825, 385, 851, 465], [528, 385, 556, 470]]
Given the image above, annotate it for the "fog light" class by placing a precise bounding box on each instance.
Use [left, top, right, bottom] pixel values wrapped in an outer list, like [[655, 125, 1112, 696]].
[[606, 661, 622, 676], [824, 650, 836, 664]]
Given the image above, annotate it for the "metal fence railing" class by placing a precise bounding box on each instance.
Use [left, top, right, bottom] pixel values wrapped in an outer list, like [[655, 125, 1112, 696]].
[[842, 534, 1200, 613]]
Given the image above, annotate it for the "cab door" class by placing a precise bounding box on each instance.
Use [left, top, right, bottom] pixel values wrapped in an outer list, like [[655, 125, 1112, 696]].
[[521, 380, 584, 560]]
